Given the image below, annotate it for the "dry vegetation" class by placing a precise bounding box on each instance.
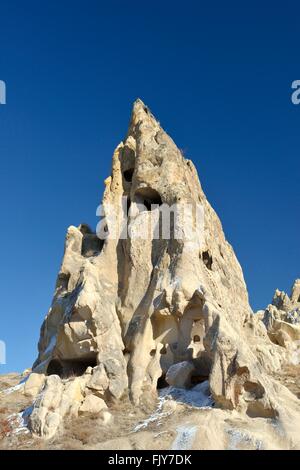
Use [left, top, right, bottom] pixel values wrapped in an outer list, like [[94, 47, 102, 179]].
[[0, 373, 32, 448], [0, 378, 161, 450], [1, 367, 300, 450]]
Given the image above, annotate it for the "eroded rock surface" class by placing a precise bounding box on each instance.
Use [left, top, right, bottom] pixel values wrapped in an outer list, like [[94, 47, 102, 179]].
[[263, 280, 300, 363], [25, 100, 300, 444]]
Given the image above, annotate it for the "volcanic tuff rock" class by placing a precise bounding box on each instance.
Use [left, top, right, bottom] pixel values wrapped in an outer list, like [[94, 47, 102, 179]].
[[26, 100, 300, 443], [263, 280, 300, 363]]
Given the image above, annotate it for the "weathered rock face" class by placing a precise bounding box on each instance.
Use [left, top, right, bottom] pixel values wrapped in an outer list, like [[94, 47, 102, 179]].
[[29, 99, 294, 437], [263, 280, 300, 362]]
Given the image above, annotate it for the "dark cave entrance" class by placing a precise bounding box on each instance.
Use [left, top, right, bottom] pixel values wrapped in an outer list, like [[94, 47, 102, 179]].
[[190, 373, 209, 386], [157, 374, 168, 389], [201, 250, 213, 270], [155, 370, 209, 390], [47, 356, 97, 378], [123, 168, 134, 183], [135, 187, 162, 211], [81, 235, 104, 257], [127, 197, 131, 215]]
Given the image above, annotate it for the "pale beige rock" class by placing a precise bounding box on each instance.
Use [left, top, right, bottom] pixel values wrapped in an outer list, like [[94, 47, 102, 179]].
[[59, 377, 83, 416], [262, 280, 300, 363], [29, 375, 64, 439], [166, 361, 195, 388], [29, 99, 299, 444], [291, 279, 300, 304], [24, 373, 45, 398], [29, 375, 84, 438], [86, 364, 109, 393], [79, 395, 107, 415], [99, 410, 113, 425]]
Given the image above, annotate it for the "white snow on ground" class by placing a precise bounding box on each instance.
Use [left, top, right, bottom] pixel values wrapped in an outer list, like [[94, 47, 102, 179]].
[[133, 380, 213, 432], [171, 425, 198, 450], [133, 392, 173, 432], [5, 406, 33, 436], [161, 380, 214, 409], [0, 382, 24, 395], [226, 428, 263, 450]]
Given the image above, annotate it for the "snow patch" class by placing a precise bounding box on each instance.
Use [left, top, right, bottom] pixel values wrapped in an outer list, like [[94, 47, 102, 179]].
[[133, 380, 213, 432], [286, 308, 300, 325], [6, 406, 33, 436], [226, 428, 263, 450], [1, 382, 24, 395], [133, 393, 172, 432], [171, 425, 198, 450], [161, 381, 214, 409]]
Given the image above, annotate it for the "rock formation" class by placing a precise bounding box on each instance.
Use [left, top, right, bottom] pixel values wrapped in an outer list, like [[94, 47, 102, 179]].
[[263, 280, 300, 363], [25, 100, 300, 443]]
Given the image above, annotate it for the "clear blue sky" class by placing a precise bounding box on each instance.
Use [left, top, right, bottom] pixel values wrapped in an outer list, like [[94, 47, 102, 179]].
[[0, 1, 299, 374]]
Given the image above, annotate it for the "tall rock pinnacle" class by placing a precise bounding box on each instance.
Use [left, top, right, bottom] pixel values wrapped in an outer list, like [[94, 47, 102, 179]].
[[29, 100, 300, 440]]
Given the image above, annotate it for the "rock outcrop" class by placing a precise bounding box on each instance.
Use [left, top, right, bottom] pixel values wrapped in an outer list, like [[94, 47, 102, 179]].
[[27, 100, 300, 441], [263, 280, 300, 363]]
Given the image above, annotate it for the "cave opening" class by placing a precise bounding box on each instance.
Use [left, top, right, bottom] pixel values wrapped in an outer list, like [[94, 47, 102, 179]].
[[135, 187, 162, 211], [190, 373, 209, 386], [123, 168, 134, 183], [201, 250, 213, 270], [157, 374, 168, 389], [56, 272, 70, 292], [81, 234, 104, 257], [127, 197, 131, 215], [47, 356, 97, 379]]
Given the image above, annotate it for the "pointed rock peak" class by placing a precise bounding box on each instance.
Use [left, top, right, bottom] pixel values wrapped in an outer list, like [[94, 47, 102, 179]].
[[291, 279, 300, 303], [29, 99, 300, 447], [128, 98, 160, 136], [132, 98, 150, 116]]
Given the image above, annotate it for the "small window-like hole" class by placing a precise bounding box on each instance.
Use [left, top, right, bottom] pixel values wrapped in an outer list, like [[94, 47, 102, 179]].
[[135, 187, 162, 211], [298, 295, 300, 302], [79, 224, 92, 235], [157, 374, 168, 389], [56, 273, 70, 291], [193, 335, 201, 343], [160, 345, 167, 354], [81, 234, 104, 257], [47, 359, 63, 377], [202, 250, 213, 270], [127, 198, 131, 215], [123, 168, 134, 183]]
